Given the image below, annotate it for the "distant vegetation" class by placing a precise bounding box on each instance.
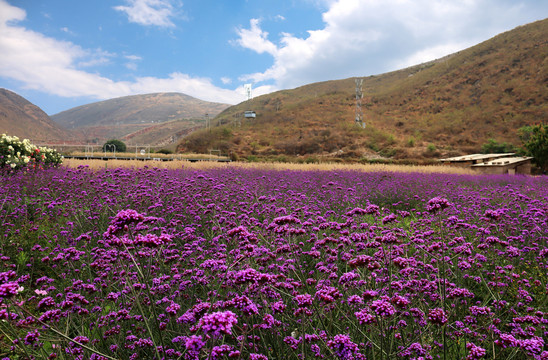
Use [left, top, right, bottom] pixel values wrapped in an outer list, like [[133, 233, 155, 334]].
[[102, 139, 127, 153], [519, 124, 548, 172], [480, 139, 516, 154], [155, 148, 172, 155]]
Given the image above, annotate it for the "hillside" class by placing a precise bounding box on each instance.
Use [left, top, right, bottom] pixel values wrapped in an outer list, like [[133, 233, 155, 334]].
[[0, 88, 74, 143], [179, 19, 547, 161], [51, 92, 230, 145], [121, 119, 202, 148]]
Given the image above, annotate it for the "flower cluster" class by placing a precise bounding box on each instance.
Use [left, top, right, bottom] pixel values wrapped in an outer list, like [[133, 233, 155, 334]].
[[425, 196, 452, 213], [428, 308, 448, 326], [0, 133, 62, 171], [370, 299, 396, 317], [327, 334, 364, 360], [197, 311, 238, 338]]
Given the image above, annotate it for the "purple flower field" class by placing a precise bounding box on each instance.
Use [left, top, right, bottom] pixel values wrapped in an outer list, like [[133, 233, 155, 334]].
[[1, 166, 547, 359]]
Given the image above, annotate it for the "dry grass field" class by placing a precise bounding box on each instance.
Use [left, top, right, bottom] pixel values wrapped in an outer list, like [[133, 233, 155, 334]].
[[67, 151, 228, 160], [62, 157, 475, 174]]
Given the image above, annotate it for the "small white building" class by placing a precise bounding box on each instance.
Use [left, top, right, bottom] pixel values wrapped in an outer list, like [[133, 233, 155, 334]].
[[471, 157, 533, 175], [244, 111, 256, 119], [439, 153, 515, 168]]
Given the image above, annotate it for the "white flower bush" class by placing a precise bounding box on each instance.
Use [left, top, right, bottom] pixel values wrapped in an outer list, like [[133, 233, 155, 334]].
[[0, 134, 63, 171]]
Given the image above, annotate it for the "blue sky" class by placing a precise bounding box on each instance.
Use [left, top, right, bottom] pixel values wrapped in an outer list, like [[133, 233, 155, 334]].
[[0, 0, 547, 115]]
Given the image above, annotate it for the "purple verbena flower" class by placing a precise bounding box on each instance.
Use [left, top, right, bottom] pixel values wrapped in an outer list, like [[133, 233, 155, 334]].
[[184, 335, 205, 358], [249, 354, 268, 360], [370, 299, 396, 317], [426, 197, 452, 213], [197, 311, 238, 338], [294, 294, 314, 307], [24, 330, 40, 345], [211, 344, 234, 359], [0, 282, 19, 298], [355, 309, 376, 324], [466, 342, 486, 359], [428, 308, 448, 326], [103, 209, 145, 238], [327, 334, 362, 360]]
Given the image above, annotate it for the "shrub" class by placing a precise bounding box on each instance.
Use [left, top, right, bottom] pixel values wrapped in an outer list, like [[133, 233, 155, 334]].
[[229, 152, 239, 162], [367, 143, 380, 152], [426, 143, 437, 152], [379, 147, 396, 158], [481, 138, 516, 154], [423, 143, 441, 158], [304, 156, 319, 164], [0, 133, 62, 171], [102, 139, 126, 153], [155, 149, 172, 155], [407, 137, 415, 147]]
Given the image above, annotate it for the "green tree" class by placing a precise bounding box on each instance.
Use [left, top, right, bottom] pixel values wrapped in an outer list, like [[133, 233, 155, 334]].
[[519, 124, 548, 172], [102, 139, 126, 153], [481, 138, 516, 154]]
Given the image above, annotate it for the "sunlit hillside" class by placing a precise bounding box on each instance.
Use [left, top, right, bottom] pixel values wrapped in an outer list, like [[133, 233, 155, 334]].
[[179, 19, 547, 161]]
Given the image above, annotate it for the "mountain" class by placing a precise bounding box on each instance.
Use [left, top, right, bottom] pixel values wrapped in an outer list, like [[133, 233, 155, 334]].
[[179, 18, 547, 161], [0, 88, 73, 143], [51, 92, 230, 145]]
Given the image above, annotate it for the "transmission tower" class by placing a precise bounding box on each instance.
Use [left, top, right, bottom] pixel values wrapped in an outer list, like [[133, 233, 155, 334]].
[[355, 78, 365, 128], [244, 84, 253, 101], [233, 112, 241, 127]]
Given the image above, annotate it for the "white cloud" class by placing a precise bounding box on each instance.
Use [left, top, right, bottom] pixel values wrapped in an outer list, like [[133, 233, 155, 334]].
[[0, 0, 245, 105], [125, 54, 142, 61], [234, 19, 278, 56], [60, 27, 75, 35], [221, 77, 232, 85], [114, 0, 178, 28], [236, 0, 544, 90], [78, 49, 116, 67], [0, 0, 24, 24], [124, 54, 142, 70]]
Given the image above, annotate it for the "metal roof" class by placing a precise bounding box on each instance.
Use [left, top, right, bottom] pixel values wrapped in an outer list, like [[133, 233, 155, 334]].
[[471, 157, 533, 167], [439, 153, 515, 162]]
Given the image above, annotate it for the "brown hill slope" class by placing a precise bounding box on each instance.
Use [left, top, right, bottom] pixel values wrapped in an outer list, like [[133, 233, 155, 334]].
[[121, 119, 202, 148], [179, 19, 547, 160], [0, 88, 74, 143], [51, 92, 230, 145]]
